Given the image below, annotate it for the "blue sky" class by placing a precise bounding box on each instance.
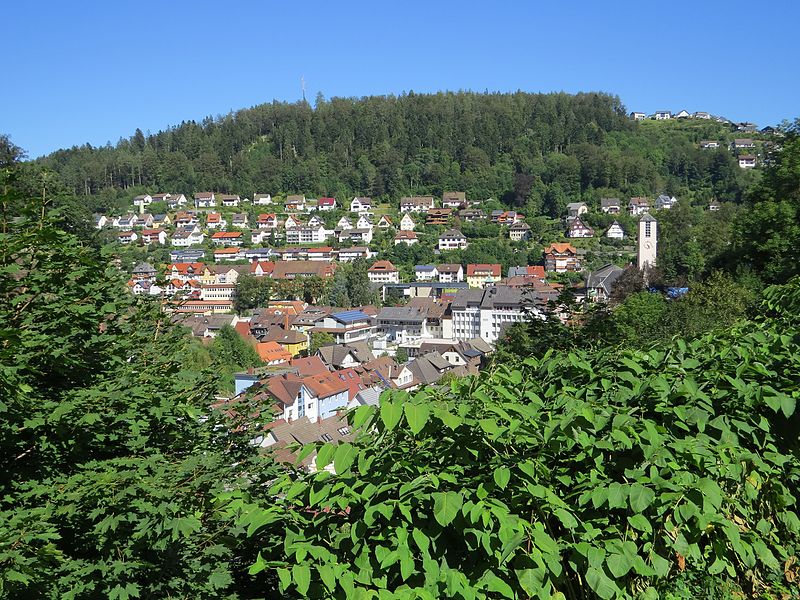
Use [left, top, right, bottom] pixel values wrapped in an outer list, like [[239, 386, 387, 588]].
[[4, 0, 798, 158]]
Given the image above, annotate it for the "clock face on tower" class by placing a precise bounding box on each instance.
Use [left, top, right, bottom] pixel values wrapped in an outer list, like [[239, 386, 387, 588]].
[[643, 242, 653, 250]]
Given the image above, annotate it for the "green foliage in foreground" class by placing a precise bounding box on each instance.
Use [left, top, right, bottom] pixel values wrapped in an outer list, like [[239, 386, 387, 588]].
[[235, 282, 800, 599]]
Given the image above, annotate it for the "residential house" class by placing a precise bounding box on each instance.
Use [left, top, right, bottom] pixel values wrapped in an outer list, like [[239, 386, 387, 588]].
[[287, 225, 329, 245], [152, 214, 171, 228], [700, 140, 720, 149], [356, 214, 373, 230], [438, 229, 468, 251], [458, 208, 486, 222], [307, 247, 334, 261], [629, 197, 651, 216], [117, 231, 137, 245], [133, 194, 152, 209], [132, 262, 157, 281], [93, 214, 108, 229], [350, 197, 373, 213], [441, 191, 466, 208], [738, 155, 757, 169], [317, 197, 337, 211], [214, 248, 244, 262], [254, 341, 293, 365], [271, 260, 337, 280], [174, 211, 199, 227], [194, 192, 216, 208], [654, 110, 672, 120], [400, 196, 435, 213], [206, 212, 227, 229], [211, 231, 244, 246], [566, 202, 588, 219], [360, 356, 414, 389], [399, 213, 416, 231], [134, 213, 154, 228], [494, 211, 521, 225], [733, 138, 756, 149], [377, 215, 394, 229], [544, 243, 580, 272], [337, 216, 354, 229], [171, 228, 205, 247], [693, 112, 712, 119], [566, 217, 595, 238], [630, 112, 647, 120], [284, 195, 306, 212], [737, 122, 758, 133], [231, 213, 249, 228], [408, 352, 461, 387], [256, 213, 278, 230], [605, 221, 625, 239], [250, 261, 276, 277], [338, 228, 373, 244], [415, 265, 439, 282], [336, 247, 370, 263], [674, 109, 691, 119], [394, 230, 418, 246], [202, 283, 236, 301], [466, 264, 501, 289], [377, 306, 430, 343], [708, 199, 721, 212], [312, 310, 376, 344], [167, 262, 206, 282], [600, 198, 621, 214], [140, 229, 167, 245], [165, 194, 188, 209], [284, 215, 302, 229], [585, 264, 625, 302], [426, 208, 453, 226], [220, 194, 241, 207], [509, 222, 531, 241], [655, 194, 678, 210], [437, 263, 464, 283], [253, 193, 273, 205], [317, 342, 374, 370], [113, 214, 137, 229], [367, 261, 400, 284]]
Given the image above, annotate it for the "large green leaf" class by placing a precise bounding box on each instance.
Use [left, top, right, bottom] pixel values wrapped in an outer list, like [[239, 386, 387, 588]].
[[380, 400, 403, 431], [333, 442, 357, 474], [404, 402, 430, 435], [432, 491, 463, 527]]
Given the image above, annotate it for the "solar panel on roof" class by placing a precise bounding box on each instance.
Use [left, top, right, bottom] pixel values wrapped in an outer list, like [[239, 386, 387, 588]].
[[331, 310, 370, 323]]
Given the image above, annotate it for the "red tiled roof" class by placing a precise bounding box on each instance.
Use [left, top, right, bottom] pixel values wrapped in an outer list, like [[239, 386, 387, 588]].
[[466, 263, 501, 277]]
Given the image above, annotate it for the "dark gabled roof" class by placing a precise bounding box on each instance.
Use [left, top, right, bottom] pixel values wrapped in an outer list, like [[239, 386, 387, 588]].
[[586, 264, 625, 295], [377, 306, 427, 323]]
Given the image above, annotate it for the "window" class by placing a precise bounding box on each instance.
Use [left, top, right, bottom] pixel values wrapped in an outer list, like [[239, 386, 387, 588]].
[[645, 222, 652, 237]]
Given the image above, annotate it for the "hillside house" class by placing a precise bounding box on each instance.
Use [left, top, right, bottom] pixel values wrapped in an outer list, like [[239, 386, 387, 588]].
[[318, 197, 337, 211], [367, 261, 400, 284], [194, 192, 216, 208], [350, 197, 373, 213], [654, 110, 672, 120], [394, 230, 418, 246], [399, 213, 416, 231], [211, 231, 244, 246], [400, 196, 435, 213], [738, 155, 757, 169], [206, 212, 226, 229], [437, 263, 464, 283], [284, 195, 306, 212], [544, 243, 580, 272], [438, 229, 468, 251], [655, 194, 678, 210], [377, 215, 393, 229], [508, 222, 531, 241], [605, 221, 625, 239], [566, 217, 594, 238], [466, 264, 501, 289], [415, 265, 439, 282], [253, 193, 273, 205], [220, 194, 240, 207], [441, 191, 466, 208], [629, 197, 651, 216], [566, 202, 588, 219], [600, 198, 621, 214], [140, 229, 167, 245]]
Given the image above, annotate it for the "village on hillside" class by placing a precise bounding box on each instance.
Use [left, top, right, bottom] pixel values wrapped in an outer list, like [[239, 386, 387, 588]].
[[92, 186, 686, 463]]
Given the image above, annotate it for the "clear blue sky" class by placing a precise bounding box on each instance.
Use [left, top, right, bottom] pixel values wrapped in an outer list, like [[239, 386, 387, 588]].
[[4, 0, 798, 158]]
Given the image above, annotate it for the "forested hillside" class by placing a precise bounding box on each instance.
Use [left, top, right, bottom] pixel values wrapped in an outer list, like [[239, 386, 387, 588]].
[[33, 92, 754, 217]]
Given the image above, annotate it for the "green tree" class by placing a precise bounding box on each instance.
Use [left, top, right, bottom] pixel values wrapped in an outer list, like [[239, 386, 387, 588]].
[[395, 347, 409, 363], [309, 331, 335, 356], [234, 274, 272, 312]]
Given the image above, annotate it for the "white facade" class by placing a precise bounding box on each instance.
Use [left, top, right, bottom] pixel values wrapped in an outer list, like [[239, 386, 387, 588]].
[[605, 222, 625, 240], [637, 214, 658, 270], [286, 226, 328, 245], [400, 214, 416, 231]]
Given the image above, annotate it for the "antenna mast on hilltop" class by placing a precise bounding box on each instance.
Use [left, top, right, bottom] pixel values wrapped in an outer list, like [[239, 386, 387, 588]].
[[300, 76, 306, 103]]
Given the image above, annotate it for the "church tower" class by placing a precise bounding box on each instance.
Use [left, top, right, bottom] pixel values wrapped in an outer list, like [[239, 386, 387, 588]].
[[637, 213, 657, 270]]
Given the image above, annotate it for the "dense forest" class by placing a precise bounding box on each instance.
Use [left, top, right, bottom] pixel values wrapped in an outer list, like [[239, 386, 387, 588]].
[[30, 91, 756, 219]]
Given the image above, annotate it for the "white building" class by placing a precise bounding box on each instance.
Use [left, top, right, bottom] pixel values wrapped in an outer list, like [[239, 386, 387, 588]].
[[637, 213, 657, 270], [367, 261, 400, 284], [350, 197, 373, 213], [450, 285, 535, 344], [400, 214, 416, 231], [438, 229, 468, 251], [286, 226, 329, 245], [605, 221, 625, 240]]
